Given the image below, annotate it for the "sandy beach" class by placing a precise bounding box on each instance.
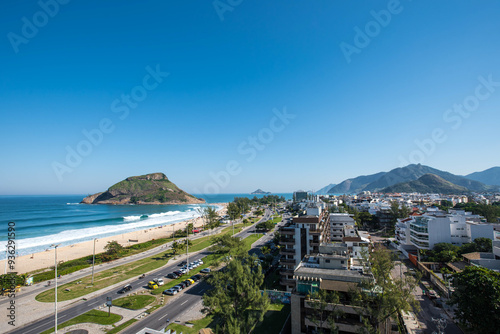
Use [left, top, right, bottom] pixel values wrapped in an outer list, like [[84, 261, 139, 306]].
[[2, 203, 227, 275]]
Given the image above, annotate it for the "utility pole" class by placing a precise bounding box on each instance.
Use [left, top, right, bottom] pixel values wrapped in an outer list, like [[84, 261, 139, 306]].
[[51, 244, 60, 333], [91, 238, 96, 285], [186, 225, 189, 274]]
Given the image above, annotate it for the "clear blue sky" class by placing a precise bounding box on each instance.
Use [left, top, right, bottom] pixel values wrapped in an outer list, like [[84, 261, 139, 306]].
[[1, 0, 500, 195]]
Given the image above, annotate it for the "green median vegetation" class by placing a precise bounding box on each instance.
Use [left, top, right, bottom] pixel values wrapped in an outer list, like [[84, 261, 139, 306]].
[[40, 309, 121, 334], [36, 221, 253, 302], [112, 295, 156, 309]]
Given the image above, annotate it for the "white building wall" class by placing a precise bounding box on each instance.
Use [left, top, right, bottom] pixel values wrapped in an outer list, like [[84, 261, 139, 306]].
[[428, 217, 453, 248]]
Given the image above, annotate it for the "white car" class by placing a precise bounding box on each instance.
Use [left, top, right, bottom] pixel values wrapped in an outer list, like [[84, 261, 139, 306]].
[[196, 259, 204, 265], [200, 268, 211, 273], [163, 288, 177, 295], [155, 278, 164, 286]]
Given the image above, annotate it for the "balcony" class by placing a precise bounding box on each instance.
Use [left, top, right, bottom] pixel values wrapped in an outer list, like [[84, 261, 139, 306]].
[[280, 278, 295, 286], [280, 248, 295, 256], [279, 268, 294, 275], [279, 239, 295, 246], [280, 258, 296, 265], [280, 228, 295, 235]]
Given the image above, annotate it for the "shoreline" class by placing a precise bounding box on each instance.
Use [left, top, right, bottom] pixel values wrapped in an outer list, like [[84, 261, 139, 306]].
[[2, 203, 227, 275]]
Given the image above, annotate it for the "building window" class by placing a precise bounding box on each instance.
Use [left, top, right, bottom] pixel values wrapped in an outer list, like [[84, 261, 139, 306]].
[[325, 259, 330, 263], [341, 260, 344, 264]]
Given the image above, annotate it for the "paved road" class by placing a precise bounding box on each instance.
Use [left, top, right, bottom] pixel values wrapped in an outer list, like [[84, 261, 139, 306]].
[[9, 208, 273, 334], [121, 208, 275, 334], [392, 260, 462, 334]]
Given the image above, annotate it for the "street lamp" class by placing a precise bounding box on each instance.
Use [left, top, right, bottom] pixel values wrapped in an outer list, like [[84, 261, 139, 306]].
[[91, 239, 97, 285], [50, 243, 61, 333]]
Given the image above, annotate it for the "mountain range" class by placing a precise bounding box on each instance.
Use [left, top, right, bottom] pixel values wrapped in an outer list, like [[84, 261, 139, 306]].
[[324, 164, 500, 194]]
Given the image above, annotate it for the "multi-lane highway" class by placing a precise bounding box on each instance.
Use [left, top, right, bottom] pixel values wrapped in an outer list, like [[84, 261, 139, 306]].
[[10, 207, 275, 334]]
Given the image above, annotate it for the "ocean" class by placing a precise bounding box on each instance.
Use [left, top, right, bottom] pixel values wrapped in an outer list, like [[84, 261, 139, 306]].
[[0, 193, 292, 259]]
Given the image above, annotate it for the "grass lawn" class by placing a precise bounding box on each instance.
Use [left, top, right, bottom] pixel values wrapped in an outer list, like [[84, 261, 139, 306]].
[[36, 249, 175, 302], [112, 295, 156, 309], [40, 309, 122, 334], [251, 304, 290, 334], [106, 319, 138, 334], [166, 315, 216, 334], [36, 220, 257, 302]]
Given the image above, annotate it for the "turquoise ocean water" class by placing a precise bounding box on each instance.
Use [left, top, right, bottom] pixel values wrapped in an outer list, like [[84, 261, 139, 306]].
[[0, 193, 291, 259]]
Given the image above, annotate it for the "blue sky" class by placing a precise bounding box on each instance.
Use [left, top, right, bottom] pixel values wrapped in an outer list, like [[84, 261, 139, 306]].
[[1, 0, 500, 195]]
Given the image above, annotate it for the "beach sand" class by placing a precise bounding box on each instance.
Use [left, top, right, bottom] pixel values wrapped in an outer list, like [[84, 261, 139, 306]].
[[2, 203, 227, 274]]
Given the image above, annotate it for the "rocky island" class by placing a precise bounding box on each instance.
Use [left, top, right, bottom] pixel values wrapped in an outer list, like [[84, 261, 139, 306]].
[[81, 173, 205, 205], [251, 189, 271, 194]]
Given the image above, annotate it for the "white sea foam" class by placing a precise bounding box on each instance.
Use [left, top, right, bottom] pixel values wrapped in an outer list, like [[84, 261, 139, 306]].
[[66, 203, 80, 205], [123, 215, 142, 221], [6, 209, 201, 259]]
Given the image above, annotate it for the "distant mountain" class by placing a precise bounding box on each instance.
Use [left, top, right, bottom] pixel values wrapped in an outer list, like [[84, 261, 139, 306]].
[[81, 173, 205, 205], [466, 167, 500, 187], [315, 183, 337, 194], [327, 172, 386, 194], [251, 189, 271, 194], [327, 164, 495, 194], [381, 174, 469, 194]]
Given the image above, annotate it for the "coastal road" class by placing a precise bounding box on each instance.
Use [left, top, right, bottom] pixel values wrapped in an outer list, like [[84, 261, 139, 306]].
[[9, 208, 273, 334], [121, 207, 277, 334]]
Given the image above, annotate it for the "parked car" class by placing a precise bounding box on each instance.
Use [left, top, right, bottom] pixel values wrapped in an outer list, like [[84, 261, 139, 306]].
[[426, 289, 438, 299], [118, 284, 132, 294], [163, 288, 178, 295], [179, 261, 187, 266], [200, 268, 211, 273], [179, 268, 187, 274], [178, 281, 187, 289], [196, 259, 204, 265], [154, 278, 164, 286], [183, 280, 192, 287], [191, 274, 202, 282], [148, 281, 159, 290], [173, 270, 183, 276], [167, 273, 178, 279], [187, 278, 195, 285], [173, 285, 183, 292]]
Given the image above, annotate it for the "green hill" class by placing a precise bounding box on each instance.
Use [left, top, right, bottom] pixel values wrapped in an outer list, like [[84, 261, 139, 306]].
[[381, 173, 469, 194], [81, 173, 204, 205]]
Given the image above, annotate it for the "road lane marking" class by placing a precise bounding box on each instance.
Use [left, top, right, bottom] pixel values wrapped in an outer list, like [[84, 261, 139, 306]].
[[180, 300, 188, 306], [159, 313, 169, 320]]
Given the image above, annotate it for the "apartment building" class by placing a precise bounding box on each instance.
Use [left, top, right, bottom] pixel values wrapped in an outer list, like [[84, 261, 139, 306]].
[[330, 213, 355, 242], [290, 244, 374, 334], [396, 209, 494, 251], [279, 203, 331, 291]]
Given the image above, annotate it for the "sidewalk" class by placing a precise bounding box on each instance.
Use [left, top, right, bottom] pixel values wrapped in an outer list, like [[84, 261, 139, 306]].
[[0, 225, 228, 333], [1, 218, 261, 333]]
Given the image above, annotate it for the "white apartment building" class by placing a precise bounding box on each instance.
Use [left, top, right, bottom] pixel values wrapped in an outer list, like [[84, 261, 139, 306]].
[[329, 213, 355, 241], [397, 210, 494, 251]]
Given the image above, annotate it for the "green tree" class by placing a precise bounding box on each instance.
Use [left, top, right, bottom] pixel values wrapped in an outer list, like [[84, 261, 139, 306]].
[[255, 220, 274, 231], [260, 246, 271, 255], [172, 240, 183, 256], [428, 243, 460, 262], [203, 255, 270, 333], [104, 241, 123, 256], [473, 237, 492, 252], [449, 266, 500, 333], [210, 234, 246, 259], [186, 222, 194, 234], [227, 202, 241, 221], [354, 246, 420, 332], [307, 289, 343, 334]]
